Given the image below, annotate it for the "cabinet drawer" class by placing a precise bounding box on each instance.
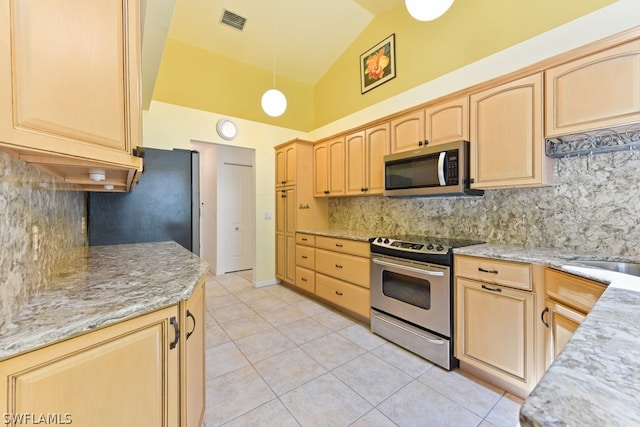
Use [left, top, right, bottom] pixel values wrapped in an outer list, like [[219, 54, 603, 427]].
[[296, 245, 315, 269], [315, 236, 370, 258], [295, 266, 315, 294], [316, 274, 370, 319], [315, 248, 370, 288], [296, 233, 316, 246], [455, 255, 531, 290], [544, 268, 605, 314]]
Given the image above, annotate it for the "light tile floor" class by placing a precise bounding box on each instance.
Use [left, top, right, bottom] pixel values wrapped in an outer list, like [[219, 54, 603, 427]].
[[203, 271, 523, 427]]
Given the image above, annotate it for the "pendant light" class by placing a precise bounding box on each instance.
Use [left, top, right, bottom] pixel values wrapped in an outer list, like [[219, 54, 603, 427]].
[[405, 0, 454, 21], [261, 0, 287, 117]]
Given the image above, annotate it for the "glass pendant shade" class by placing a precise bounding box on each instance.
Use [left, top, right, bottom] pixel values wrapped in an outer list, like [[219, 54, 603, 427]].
[[261, 88, 287, 117], [405, 0, 454, 21]]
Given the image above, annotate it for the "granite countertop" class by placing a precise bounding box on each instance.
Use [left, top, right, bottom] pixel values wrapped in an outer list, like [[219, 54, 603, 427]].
[[454, 243, 640, 426], [0, 241, 209, 361], [296, 228, 374, 242]]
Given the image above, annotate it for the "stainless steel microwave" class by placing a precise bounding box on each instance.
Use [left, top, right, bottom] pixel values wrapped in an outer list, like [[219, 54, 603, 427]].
[[383, 140, 483, 197]]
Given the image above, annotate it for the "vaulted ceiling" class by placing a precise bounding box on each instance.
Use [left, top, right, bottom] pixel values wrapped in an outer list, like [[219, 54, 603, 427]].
[[141, 0, 406, 107]]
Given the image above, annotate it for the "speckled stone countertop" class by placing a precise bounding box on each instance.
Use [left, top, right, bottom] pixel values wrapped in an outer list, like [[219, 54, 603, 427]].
[[453, 243, 640, 426], [0, 241, 209, 361], [296, 228, 374, 242]]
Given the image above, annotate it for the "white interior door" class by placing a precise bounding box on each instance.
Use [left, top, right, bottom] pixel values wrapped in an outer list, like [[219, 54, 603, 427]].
[[221, 162, 254, 272]]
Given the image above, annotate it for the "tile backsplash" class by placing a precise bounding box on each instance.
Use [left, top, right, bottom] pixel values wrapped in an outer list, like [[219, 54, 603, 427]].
[[329, 150, 640, 259], [0, 152, 85, 328]]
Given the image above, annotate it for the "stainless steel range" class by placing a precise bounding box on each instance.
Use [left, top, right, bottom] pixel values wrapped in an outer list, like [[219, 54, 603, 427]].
[[370, 235, 483, 370]]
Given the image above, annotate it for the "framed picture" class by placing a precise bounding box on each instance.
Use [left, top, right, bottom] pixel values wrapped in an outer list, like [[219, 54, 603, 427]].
[[360, 34, 396, 94]]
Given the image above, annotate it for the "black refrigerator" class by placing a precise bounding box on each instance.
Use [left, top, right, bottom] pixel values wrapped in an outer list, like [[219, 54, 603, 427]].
[[88, 148, 200, 255]]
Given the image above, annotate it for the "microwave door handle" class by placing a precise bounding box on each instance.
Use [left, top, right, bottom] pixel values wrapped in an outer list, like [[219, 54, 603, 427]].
[[437, 151, 447, 186]]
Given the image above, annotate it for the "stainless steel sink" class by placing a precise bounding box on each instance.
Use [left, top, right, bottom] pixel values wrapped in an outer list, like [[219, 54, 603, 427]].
[[574, 260, 640, 278]]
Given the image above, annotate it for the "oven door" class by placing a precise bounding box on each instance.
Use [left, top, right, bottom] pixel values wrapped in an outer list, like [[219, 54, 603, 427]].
[[370, 254, 451, 337]]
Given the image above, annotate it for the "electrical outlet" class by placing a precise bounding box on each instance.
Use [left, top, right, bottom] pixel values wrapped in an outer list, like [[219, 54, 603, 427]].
[[81, 216, 86, 233]]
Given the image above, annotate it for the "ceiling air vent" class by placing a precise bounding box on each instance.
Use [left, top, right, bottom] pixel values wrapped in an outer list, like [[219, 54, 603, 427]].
[[220, 9, 247, 31]]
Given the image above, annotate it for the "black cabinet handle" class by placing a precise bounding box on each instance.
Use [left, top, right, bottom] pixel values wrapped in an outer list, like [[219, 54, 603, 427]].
[[170, 316, 180, 349], [186, 310, 196, 340], [324, 190, 330, 194], [424, 139, 429, 145], [301, 255, 308, 259], [335, 243, 343, 248], [481, 284, 502, 293], [478, 267, 499, 274], [541, 307, 550, 328], [335, 264, 343, 269], [418, 140, 424, 146], [335, 290, 343, 296], [301, 277, 308, 282]]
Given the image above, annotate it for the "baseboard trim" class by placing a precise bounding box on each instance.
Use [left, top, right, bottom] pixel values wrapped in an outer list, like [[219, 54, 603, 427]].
[[254, 278, 279, 288]]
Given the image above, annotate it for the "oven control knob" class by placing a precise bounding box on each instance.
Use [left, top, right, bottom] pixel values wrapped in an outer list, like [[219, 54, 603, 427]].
[[427, 244, 434, 250], [436, 244, 444, 251], [377, 237, 383, 243], [383, 238, 390, 244]]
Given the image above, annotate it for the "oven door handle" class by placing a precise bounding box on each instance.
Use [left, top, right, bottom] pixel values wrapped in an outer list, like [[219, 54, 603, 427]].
[[372, 258, 444, 276], [437, 151, 447, 186]]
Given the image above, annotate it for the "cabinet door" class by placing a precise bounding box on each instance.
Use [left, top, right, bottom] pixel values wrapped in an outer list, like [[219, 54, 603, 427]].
[[0, 305, 180, 427], [365, 123, 390, 195], [313, 142, 329, 197], [425, 96, 469, 146], [470, 73, 548, 189], [0, 0, 140, 158], [327, 137, 345, 196], [275, 232, 286, 280], [182, 281, 205, 427], [543, 299, 584, 369], [275, 145, 296, 187], [345, 131, 366, 195], [546, 38, 640, 136], [455, 277, 534, 383], [390, 110, 425, 153]]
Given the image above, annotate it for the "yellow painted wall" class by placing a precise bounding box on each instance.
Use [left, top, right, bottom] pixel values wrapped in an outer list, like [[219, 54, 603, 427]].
[[153, 39, 315, 131], [314, 0, 615, 128]]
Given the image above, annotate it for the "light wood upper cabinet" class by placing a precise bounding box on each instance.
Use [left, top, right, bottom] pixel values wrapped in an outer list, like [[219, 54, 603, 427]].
[[546, 38, 640, 137], [390, 110, 425, 153], [0, 0, 143, 192], [470, 73, 553, 189], [0, 305, 180, 426], [345, 122, 390, 196], [313, 137, 345, 197], [425, 96, 469, 146], [275, 144, 296, 187]]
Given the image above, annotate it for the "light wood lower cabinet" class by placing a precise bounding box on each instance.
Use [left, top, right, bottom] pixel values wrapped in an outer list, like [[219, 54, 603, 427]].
[[293, 233, 370, 320], [542, 268, 605, 369], [0, 281, 206, 427], [316, 273, 370, 319], [455, 255, 544, 398], [181, 280, 206, 427], [0, 305, 180, 426]]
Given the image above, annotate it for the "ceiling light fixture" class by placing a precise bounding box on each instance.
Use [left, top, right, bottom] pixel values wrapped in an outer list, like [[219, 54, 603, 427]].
[[261, 0, 287, 117], [405, 0, 454, 21]]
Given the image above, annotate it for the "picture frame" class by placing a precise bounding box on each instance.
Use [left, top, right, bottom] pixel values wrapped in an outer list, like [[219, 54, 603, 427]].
[[360, 34, 396, 94]]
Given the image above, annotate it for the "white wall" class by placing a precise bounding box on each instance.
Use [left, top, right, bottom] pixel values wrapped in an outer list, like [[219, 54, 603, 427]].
[[143, 103, 306, 285], [143, 0, 640, 286]]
